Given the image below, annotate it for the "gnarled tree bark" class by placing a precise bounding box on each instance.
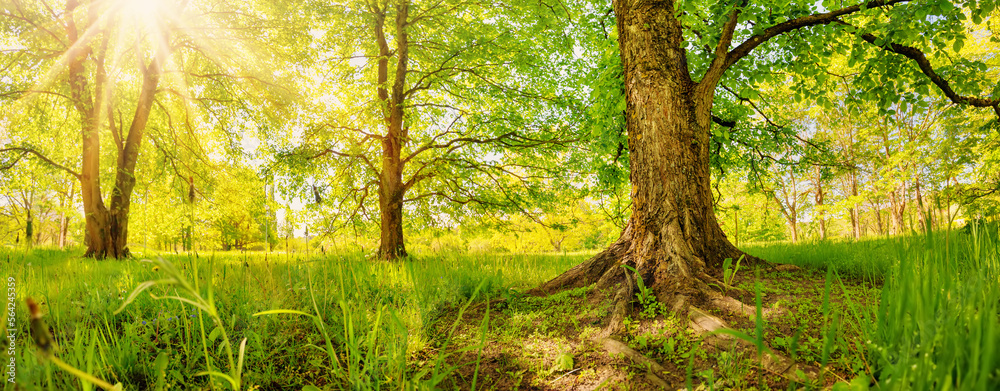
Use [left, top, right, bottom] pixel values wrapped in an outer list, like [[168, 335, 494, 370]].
[[532, 0, 759, 331]]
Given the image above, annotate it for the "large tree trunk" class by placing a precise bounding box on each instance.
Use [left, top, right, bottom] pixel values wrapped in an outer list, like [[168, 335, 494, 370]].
[[378, 153, 407, 259], [65, 0, 165, 259], [534, 0, 759, 329], [79, 93, 157, 259], [373, 1, 410, 260]]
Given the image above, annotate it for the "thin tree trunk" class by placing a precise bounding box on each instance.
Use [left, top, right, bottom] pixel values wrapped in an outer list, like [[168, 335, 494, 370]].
[[378, 151, 406, 259], [59, 180, 74, 248], [25, 206, 33, 250], [850, 171, 861, 239], [733, 208, 739, 246], [814, 166, 826, 240], [872, 203, 884, 235], [59, 214, 68, 248], [888, 187, 906, 235], [915, 180, 929, 232], [887, 191, 898, 235]]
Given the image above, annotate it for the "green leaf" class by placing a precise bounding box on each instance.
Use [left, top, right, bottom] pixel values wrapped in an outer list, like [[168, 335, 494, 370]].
[[253, 309, 314, 318], [194, 371, 239, 390], [153, 352, 170, 391], [236, 338, 248, 380], [113, 279, 177, 315], [552, 353, 574, 371], [208, 326, 223, 345]]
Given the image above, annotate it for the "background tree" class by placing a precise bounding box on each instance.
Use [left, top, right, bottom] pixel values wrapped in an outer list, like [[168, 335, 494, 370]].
[[715, 173, 788, 243], [772, 163, 812, 243], [284, 0, 579, 259], [810, 165, 831, 240], [0, 159, 45, 247], [0, 0, 298, 258]]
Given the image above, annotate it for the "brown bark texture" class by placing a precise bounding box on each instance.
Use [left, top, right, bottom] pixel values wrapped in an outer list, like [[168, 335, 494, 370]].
[[65, 0, 166, 259], [533, 0, 761, 328], [372, 1, 410, 259]]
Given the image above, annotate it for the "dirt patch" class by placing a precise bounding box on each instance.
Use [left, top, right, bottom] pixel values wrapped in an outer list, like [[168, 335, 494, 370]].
[[421, 267, 880, 390]]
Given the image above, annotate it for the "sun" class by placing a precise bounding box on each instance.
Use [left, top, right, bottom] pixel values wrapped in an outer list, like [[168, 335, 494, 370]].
[[119, 0, 165, 24]]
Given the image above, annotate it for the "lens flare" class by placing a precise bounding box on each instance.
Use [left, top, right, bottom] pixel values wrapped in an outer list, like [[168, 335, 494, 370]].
[[120, 0, 163, 23]]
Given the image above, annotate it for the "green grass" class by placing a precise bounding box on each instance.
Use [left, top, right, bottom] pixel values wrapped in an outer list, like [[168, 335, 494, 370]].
[[747, 230, 1000, 390], [863, 229, 1000, 390], [743, 237, 898, 280], [0, 248, 584, 390], [3, 228, 999, 390]]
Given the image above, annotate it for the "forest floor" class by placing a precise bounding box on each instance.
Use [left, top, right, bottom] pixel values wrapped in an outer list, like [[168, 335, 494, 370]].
[[427, 266, 880, 390], [2, 232, 996, 390]]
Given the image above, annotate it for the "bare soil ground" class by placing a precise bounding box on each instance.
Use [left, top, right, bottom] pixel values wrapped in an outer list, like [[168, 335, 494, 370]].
[[422, 266, 880, 390]]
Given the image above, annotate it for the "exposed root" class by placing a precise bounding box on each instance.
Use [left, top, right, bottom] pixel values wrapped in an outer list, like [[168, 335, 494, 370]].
[[594, 337, 669, 388], [593, 303, 819, 388], [529, 217, 823, 386], [687, 305, 819, 383], [705, 291, 786, 321], [602, 286, 632, 337], [597, 337, 667, 373], [760, 351, 821, 382], [773, 264, 803, 272], [687, 306, 729, 338], [644, 372, 669, 388]]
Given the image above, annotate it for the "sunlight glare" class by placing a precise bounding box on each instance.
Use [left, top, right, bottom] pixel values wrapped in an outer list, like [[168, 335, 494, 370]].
[[120, 0, 164, 24]]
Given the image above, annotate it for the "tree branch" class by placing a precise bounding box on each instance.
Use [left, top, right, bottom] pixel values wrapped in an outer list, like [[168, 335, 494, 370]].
[[711, 115, 737, 128], [309, 148, 377, 173], [0, 89, 74, 101], [724, 0, 911, 70], [403, 131, 573, 165], [701, 3, 744, 86], [0, 147, 80, 179], [837, 21, 1000, 119]]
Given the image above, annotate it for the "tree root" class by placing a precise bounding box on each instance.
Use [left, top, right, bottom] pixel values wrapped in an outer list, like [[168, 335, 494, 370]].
[[530, 222, 822, 387], [594, 302, 817, 389], [594, 337, 670, 387], [773, 264, 802, 272], [689, 303, 819, 383], [603, 286, 632, 337], [687, 305, 729, 338], [704, 291, 786, 321]]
